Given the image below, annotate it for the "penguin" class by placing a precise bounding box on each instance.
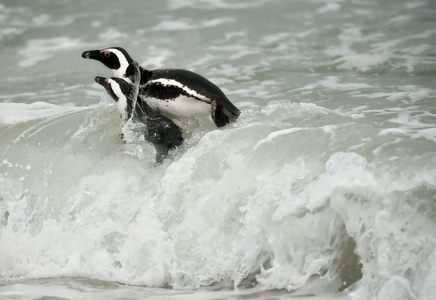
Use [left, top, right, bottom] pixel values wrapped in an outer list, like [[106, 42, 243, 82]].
[[95, 76, 183, 163], [82, 47, 240, 127]]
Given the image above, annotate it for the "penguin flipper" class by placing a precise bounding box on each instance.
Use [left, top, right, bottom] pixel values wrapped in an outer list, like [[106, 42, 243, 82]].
[[140, 69, 153, 84], [211, 99, 230, 127], [224, 103, 241, 121], [125, 63, 152, 84]]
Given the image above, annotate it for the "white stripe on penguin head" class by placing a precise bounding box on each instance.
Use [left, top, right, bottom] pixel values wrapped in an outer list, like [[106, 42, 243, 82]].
[[107, 48, 132, 82], [110, 79, 129, 119]]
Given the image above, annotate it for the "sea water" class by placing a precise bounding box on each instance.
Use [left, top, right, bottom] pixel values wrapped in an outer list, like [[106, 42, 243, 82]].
[[0, 0, 435, 299]]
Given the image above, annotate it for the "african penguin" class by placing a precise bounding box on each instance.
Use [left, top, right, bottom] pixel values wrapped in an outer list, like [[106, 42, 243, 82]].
[[82, 47, 240, 127], [95, 76, 183, 163]]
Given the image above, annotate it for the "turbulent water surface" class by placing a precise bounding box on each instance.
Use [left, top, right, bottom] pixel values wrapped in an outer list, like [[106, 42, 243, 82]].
[[1, 0, 436, 299]]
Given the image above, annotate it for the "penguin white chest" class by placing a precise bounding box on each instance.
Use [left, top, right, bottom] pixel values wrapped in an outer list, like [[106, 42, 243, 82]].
[[116, 97, 129, 119], [142, 78, 212, 120], [147, 95, 210, 119], [111, 82, 129, 119]]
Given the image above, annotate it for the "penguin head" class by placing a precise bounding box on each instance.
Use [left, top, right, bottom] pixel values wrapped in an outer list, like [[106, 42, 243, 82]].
[[83, 47, 133, 80], [95, 76, 134, 119]]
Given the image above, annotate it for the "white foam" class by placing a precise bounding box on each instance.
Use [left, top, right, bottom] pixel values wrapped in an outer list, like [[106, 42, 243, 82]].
[[168, 0, 270, 9], [335, 53, 391, 72], [412, 128, 436, 143], [0, 27, 23, 40], [325, 27, 436, 72], [33, 14, 50, 26], [98, 28, 126, 41], [18, 37, 85, 67], [0, 101, 435, 300], [317, 1, 341, 14], [0, 102, 85, 125], [406, 1, 427, 9], [31, 14, 74, 27], [139, 46, 176, 69], [357, 85, 436, 103], [254, 127, 307, 150], [151, 17, 233, 31], [0, 278, 351, 300], [208, 44, 258, 60], [293, 76, 373, 92], [388, 15, 411, 24]]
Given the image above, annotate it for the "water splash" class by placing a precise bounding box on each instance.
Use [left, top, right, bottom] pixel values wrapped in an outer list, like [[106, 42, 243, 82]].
[[1, 100, 434, 299]]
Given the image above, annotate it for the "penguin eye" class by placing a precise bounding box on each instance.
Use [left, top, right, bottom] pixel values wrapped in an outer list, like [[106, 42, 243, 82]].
[[100, 50, 111, 58]]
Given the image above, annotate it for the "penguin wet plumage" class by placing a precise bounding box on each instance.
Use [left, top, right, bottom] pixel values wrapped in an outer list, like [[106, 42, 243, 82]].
[[82, 47, 240, 127], [94, 76, 183, 164]]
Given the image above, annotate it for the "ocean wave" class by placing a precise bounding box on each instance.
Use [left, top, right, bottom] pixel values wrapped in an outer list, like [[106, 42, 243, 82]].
[[0, 101, 435, 299]]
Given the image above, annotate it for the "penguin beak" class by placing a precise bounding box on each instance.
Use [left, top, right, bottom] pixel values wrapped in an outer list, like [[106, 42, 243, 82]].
[[82, 50, 101, 60], [95, 76, 108, 87], [95, 77, 119, 103]]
